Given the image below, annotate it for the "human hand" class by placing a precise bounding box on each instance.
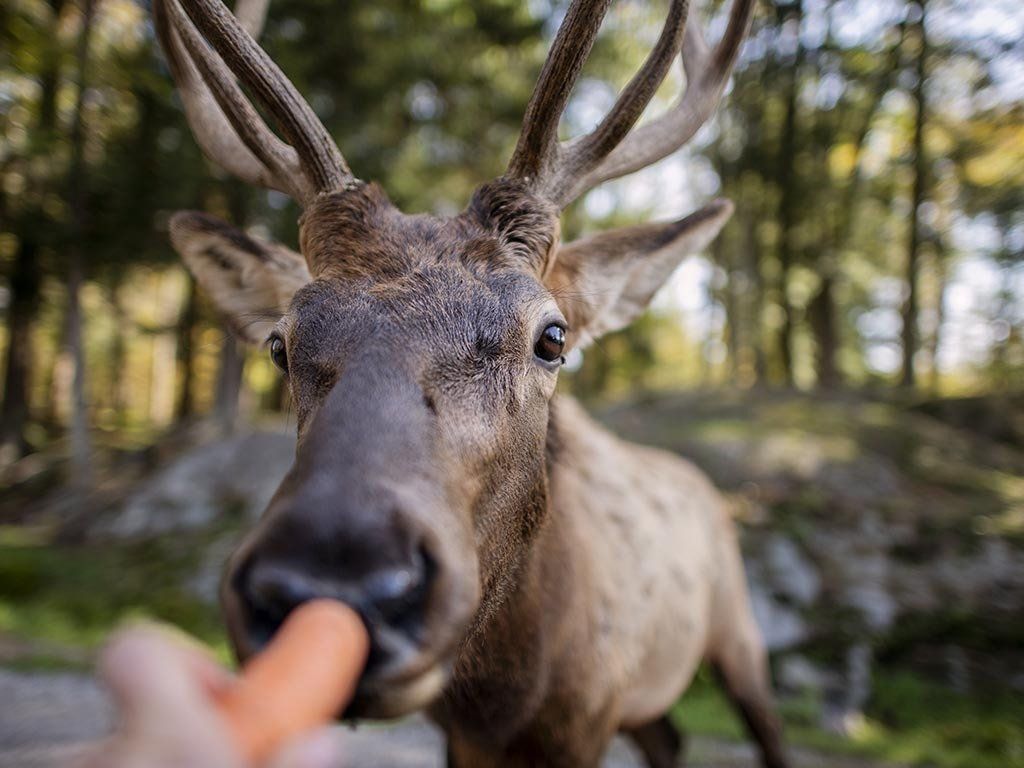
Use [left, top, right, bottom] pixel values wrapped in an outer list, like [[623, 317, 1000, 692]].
[[74, 623, 343, 768]]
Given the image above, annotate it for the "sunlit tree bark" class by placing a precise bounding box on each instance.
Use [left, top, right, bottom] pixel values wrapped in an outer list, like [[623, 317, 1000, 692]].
[[175, 276, 199, 424], [64, 0, 98, 489]]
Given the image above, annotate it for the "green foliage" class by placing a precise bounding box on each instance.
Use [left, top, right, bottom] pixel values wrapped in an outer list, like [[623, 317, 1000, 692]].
[[0, 532, 226, 657], [1, 0, 1022, 452], [673, 667, 1024, 768], [671, 667, 746, 740]]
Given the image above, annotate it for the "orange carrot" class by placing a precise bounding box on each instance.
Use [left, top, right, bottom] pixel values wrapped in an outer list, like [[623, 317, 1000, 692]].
[[215, 599, 370, 764]]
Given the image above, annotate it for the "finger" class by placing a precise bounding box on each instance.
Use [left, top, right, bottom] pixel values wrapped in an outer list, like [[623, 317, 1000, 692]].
[[95, 623, 243, 766], [266, 728, 344, 768], [155, 627, 236, 695], [99, 622, 234, 717]]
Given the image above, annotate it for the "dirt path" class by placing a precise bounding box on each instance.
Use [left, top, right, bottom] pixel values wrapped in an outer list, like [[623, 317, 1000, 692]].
[[0, 670, 898, 767]]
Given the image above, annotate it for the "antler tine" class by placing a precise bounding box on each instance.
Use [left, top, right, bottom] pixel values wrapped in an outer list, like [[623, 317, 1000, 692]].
[[178, 0, 353, 198], [507, 0, 615, 185], [573, 0, 756, 195], [158, 0, 312, 199], [507, 0, 695, 210], [154, 0, 299, 196], [551, 0, 690, 206]]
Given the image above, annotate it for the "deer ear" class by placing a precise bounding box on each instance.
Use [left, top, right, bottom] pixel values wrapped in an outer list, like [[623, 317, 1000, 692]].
[[169, 212, 311, 344], [546, 199, 733, 350]]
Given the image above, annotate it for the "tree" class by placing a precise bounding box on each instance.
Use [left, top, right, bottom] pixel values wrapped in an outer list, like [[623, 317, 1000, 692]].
[[773, 0, 805, 387], [0, 0, 68, 456], [63, 0, 97, 489], [901, 0, 930, 388]]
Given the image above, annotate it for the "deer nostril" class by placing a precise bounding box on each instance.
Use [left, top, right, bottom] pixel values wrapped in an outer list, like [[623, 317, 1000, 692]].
[[249, 563, 321, 613], [362, 544, 435, 637], [364, 567, 417, 607], [237, 562, 332, 654], [234, 543, 437, 661], [231, 561, 313, 654]]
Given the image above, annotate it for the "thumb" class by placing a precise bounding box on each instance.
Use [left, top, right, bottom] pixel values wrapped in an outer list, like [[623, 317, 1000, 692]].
[[266, 728, 345, 768], [99, 623, 223, 721], [95, 623, 242, 767]]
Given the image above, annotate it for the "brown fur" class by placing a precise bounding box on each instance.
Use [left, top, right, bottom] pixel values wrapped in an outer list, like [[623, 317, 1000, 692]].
[[161, 0, 781, 761], [170, 180, 789, 768]]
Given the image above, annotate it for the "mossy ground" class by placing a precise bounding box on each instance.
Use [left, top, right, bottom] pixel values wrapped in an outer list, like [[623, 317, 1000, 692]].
[[673, 667, 1024, 768], [0, 527, 230, 666]]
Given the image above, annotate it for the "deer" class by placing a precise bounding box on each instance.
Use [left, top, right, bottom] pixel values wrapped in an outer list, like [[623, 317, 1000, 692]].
[[154, 0, 789, 765]]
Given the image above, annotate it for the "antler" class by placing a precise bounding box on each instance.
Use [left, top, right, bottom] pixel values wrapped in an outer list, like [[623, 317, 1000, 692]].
[[507, 0, 755, 209], [153, 0, 355, 205]]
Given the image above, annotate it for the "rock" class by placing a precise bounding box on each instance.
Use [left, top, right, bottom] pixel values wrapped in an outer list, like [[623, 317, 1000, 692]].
[[0, 670, 113, 749], [841, 556, 897, 633], [743, 534, 819, 651], [748, 581, 809, 651], [821, 643, 873, 736], [763, 534, 821, 607], [777, 655, 829, 695], [99, 430, 294, 538], [807, 515, 897, 634]]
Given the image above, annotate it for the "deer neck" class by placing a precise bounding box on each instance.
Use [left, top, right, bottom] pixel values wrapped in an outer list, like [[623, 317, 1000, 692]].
[[435, 397, 581, 739]]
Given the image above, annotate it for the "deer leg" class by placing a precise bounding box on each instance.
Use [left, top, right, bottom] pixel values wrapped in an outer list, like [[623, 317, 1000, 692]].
[[444, 700, 617, 768], [447, 738, 605, 768], [625, 715, 687, 768], [711, 630, 790, 768]]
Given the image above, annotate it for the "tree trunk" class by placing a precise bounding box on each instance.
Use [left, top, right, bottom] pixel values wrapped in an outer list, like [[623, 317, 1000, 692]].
[[716, 233, 741, 381], [773, 0, 805, 387], [742, 206, 767, 385], [65, 260, 91, 487], [64, 0, 98, 490], [208, 180, 253, 434], [215, 335, 244, 435], [36, 0, 70, 141], [175, 275, 198, 423], [901, 0, 929, 389], [106, 284, 130, 423], [0, 242, 41, 455], [928, 237, 948, 395], [810, 20, 906, 389], [0, 0, 69, 457], [808, 274, 839, 389]]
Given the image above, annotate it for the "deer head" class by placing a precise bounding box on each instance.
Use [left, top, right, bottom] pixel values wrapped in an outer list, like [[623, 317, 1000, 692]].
[[158, 0, 753, 718]]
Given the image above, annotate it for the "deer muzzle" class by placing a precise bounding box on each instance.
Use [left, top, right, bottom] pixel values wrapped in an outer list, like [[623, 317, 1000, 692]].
[[221, 371, 479, 719]]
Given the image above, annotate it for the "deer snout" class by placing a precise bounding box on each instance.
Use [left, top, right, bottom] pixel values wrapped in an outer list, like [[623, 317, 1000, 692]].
[[240, 545, 433, 644], [228, 532, 435, 659], [220, 499, 473, 718]]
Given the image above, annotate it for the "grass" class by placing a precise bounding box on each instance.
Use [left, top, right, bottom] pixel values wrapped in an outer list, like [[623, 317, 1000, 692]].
[[673, 667, 1024, 768], [0, 531, 231, 664]]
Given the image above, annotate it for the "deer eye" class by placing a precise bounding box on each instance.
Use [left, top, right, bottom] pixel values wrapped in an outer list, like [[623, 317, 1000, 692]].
[[268, 335, 288, 373], [534, 324, 566, 364]]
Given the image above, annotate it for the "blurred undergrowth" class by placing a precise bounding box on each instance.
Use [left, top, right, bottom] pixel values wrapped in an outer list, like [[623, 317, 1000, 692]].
[[2, 520, 1022, 768], [0, 528, 229, 666], [674, 668, 1024, 768]]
